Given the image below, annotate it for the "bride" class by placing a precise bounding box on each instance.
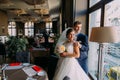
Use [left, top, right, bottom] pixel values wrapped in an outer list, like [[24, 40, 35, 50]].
[[53, 28, 90, 80]]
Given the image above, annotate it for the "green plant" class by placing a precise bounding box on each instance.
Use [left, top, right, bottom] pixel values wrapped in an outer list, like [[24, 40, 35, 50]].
[[6, 36, 27, 57]]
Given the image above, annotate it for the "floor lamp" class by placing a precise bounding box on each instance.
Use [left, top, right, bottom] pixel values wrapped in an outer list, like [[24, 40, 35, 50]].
[[89, 27, 120, 80]]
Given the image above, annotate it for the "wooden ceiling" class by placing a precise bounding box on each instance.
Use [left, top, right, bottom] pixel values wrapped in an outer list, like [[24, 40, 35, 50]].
[[0, 0, 61, 23]]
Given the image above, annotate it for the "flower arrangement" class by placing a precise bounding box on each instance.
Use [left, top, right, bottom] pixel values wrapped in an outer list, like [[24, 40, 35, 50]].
[[57, 45, 66, 53]]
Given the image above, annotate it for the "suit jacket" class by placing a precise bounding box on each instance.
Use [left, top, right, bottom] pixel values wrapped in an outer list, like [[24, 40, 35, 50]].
[[76, 33, 89, 61]]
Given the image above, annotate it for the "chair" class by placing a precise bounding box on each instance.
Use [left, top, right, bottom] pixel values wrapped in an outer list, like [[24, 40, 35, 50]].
[[16, 51, 30, 63]]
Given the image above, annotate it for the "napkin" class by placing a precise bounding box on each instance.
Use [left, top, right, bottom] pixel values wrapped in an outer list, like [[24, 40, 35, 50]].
[[9, 62, 21, 66], [32, 65, 42, 72]]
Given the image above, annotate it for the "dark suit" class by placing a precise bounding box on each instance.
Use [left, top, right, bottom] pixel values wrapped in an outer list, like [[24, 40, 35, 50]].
[[76, 33, 89, 74]]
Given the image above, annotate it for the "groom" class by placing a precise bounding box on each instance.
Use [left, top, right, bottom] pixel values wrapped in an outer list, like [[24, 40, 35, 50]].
[[60, 21, 89, 74], [73, 21, 89, 74]]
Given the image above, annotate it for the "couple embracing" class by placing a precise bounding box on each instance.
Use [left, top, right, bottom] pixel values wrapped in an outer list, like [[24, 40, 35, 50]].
[[53, 21, 90, 80]]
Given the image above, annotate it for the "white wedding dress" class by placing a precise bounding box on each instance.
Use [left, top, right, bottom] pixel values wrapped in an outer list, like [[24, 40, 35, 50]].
[[53, 42, 90, 80]]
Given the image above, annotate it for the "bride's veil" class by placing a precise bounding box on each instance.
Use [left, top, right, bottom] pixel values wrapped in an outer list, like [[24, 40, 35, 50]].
[[54, 27, 71, 56]]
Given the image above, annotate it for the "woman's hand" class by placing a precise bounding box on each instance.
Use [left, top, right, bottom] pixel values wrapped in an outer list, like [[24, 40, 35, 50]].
[[60, 52, 67, 57]]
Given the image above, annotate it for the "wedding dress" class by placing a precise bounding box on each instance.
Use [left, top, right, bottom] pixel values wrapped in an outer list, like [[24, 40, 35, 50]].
[[53, 42, 90, 80]]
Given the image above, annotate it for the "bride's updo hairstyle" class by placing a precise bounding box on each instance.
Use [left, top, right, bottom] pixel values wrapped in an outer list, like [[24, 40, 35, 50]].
[[66, 28, 74, 38]]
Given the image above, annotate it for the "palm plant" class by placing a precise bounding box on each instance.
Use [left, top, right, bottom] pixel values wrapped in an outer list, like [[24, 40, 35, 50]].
[[6, 36, 27, 58]]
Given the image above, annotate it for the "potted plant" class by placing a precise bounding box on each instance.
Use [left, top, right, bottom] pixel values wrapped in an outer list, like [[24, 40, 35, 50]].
[[6, 36, 28, 62]]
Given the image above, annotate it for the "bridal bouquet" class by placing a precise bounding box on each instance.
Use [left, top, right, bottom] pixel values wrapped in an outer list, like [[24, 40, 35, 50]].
[[57, 45, 66, 53]]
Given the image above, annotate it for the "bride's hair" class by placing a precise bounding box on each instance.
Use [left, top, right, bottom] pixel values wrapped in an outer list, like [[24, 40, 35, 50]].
[[66, 28, 74, 38]]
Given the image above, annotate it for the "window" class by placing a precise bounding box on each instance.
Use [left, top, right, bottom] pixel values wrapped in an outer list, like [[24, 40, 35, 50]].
[[8, 22, 16, 36], [45, 22, 54, 43], [25, 22, 34, 36], [89, 0, 101, 7], [88, 9, 101, 80], [46, 22, 52, 33], [104, 0, 120, 27], [103, 0, 120, 80], [89, 9, 101, 35], [89, 0, 120, 80]]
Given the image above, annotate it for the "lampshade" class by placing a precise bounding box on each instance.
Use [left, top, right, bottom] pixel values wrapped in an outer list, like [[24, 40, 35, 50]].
[[89, 27, 120, 43]]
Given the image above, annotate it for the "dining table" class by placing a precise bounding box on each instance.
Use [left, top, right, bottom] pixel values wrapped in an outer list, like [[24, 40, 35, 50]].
[[1, 63, 48, 80]]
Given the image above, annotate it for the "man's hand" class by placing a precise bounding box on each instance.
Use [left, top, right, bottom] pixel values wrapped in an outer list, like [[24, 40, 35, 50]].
[[74, 41, 82, 48], [78, 43, 82, 48]]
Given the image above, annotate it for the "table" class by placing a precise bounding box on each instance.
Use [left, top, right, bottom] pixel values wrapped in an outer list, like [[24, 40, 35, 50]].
[[1, 63, 48, 80]]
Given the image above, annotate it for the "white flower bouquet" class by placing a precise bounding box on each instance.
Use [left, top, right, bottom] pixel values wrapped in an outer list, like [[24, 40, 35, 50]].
[[57, 45, 66, 53]]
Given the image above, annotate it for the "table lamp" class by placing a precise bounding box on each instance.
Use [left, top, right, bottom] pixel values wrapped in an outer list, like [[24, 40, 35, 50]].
[[89, 27, 120, 80]]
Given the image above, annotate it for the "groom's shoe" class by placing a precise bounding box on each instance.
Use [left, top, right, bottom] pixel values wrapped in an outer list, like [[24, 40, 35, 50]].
[[63, 76, 70, 80]]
